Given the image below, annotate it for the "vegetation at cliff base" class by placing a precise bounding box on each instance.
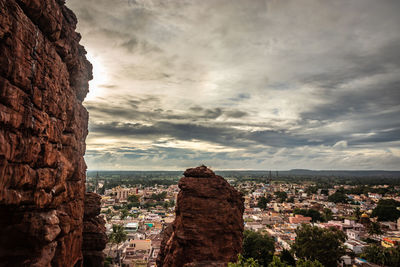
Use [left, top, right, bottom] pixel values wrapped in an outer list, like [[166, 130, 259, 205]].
[[242, 230, 275, 266]]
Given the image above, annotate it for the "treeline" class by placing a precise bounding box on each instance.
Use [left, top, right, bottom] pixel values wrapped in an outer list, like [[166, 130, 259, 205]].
[[231, 225, 400, 267], [231, 225, 347, 267]]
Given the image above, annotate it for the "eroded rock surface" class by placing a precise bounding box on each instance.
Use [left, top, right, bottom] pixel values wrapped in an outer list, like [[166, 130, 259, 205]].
[[157, 166, 244, 267], [0, 0, 96, 266], [83, 192, 107, 267]]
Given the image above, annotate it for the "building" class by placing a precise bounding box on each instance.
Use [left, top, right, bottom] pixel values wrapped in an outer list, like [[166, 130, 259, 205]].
[[381, 237, 400, 248], [124, 222, 139, 233], [113, 186, 138, 201], [345, 239, 367, 254], [289, 214, 312, 224]]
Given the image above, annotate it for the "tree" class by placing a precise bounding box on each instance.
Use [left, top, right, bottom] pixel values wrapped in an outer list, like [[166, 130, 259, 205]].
[[367, 221, 383, 236], [120, 209, 130, 220], [274, 191, 287, 202], [163, 201, 169, 210], [354, 207, 362, 222], [242, 230, 275, 266], [229, 254, 260, 267], [371, 199, 400, 221], [280, 249, 295, 266], [322, 208, 333, 222], [104, 256, 113, 267], [127, 194, 140, 208], [361, 244, 384, 265], [150, 191, 167, 201], [305, 186, 318, 195], [361, 244, 400, 266], [320, 189, 329, 196], [257, 196, 269, 210], [327, 191, 349, 204], [287, 197, 295, 203], [268, 256, 289, 267], [292, 224, 347, 267], [295, 259, 324, 267], [127, 194, 139, 203], [109, 224, 127, 267], [103, 208, 114, 221]]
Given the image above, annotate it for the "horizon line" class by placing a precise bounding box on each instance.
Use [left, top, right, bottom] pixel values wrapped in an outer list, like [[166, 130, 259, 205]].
[[86, 169, 400, 172]]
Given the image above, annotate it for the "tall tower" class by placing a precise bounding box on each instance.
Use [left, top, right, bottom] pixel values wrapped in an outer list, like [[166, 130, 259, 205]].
[[94, 171, 100, 193], [267, 170, 272, 185]]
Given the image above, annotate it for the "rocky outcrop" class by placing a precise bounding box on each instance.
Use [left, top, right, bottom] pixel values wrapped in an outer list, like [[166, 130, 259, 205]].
[[157, 166, 244, 267], [83, 192, 107, 267], [0, 0, 95, 266]]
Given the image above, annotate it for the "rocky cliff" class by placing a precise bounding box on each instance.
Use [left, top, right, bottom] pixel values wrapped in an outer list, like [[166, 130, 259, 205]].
[[157, 166, 244, 267], [83, 192, 107, 267], [0, 0, 104, 266]]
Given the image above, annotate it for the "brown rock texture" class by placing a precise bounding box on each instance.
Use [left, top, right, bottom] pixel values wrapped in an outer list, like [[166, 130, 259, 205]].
[[83, 192, 107, 267], [0, 0, 98, 266], [157, 166, 244, 267]]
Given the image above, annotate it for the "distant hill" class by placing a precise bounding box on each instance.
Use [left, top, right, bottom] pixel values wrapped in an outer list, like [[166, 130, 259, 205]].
[[87, 169, 400, 179]]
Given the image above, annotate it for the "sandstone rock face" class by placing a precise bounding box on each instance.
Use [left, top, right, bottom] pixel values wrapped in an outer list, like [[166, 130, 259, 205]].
[[157, 166, 244, 267], [0, 1, 95, 266], [83, 192, 107, 267]]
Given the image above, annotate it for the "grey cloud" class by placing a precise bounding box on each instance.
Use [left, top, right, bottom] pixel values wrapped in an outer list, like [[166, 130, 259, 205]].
[[86, 98, 251, 123], [66, 0, 400, 170], [225, 110, 248, 118]]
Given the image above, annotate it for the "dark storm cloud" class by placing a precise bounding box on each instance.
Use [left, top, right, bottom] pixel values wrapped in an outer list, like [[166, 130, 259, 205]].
[[301, 80, 400, 121], [303, 37, 400, 89], [85, 98, 250, 122], [66, 0, 400, 170], [89, 120, 326, 148]]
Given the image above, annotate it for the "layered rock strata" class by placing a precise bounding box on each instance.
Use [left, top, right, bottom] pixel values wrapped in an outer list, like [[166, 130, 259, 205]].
[[157, 166, 244, 267], [0, 0, 96, 266]]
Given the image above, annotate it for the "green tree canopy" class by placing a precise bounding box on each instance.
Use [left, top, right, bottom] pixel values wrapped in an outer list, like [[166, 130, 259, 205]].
[[109, 224, 127, 267], [280, 249, 295, 266], [229, 254, 260, 267], [150, 191, 167, 201], [291, 224, 347, 267], [268, 256, 289, 267], [367, 221, 383, 236], [305, 186, 318, 195], [274, 191, 288, 202], [120, 209, 130, 220], [127, 194, 139, 203], [286, 196, 295, 203], [322, 208, 333, 222], [361, 244, 400, 267], [295, 259, 324, 267], [371, 199, 400, 221], [257, 196, 271, 210], [354, 207, 362, 221], [242, 230, 275, 266], [327, 191, 349, 204], [109, 224, 127, 245]]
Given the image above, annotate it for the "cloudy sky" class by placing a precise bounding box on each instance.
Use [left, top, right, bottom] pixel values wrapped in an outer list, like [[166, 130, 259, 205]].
[[66, 0, 400, 170]]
